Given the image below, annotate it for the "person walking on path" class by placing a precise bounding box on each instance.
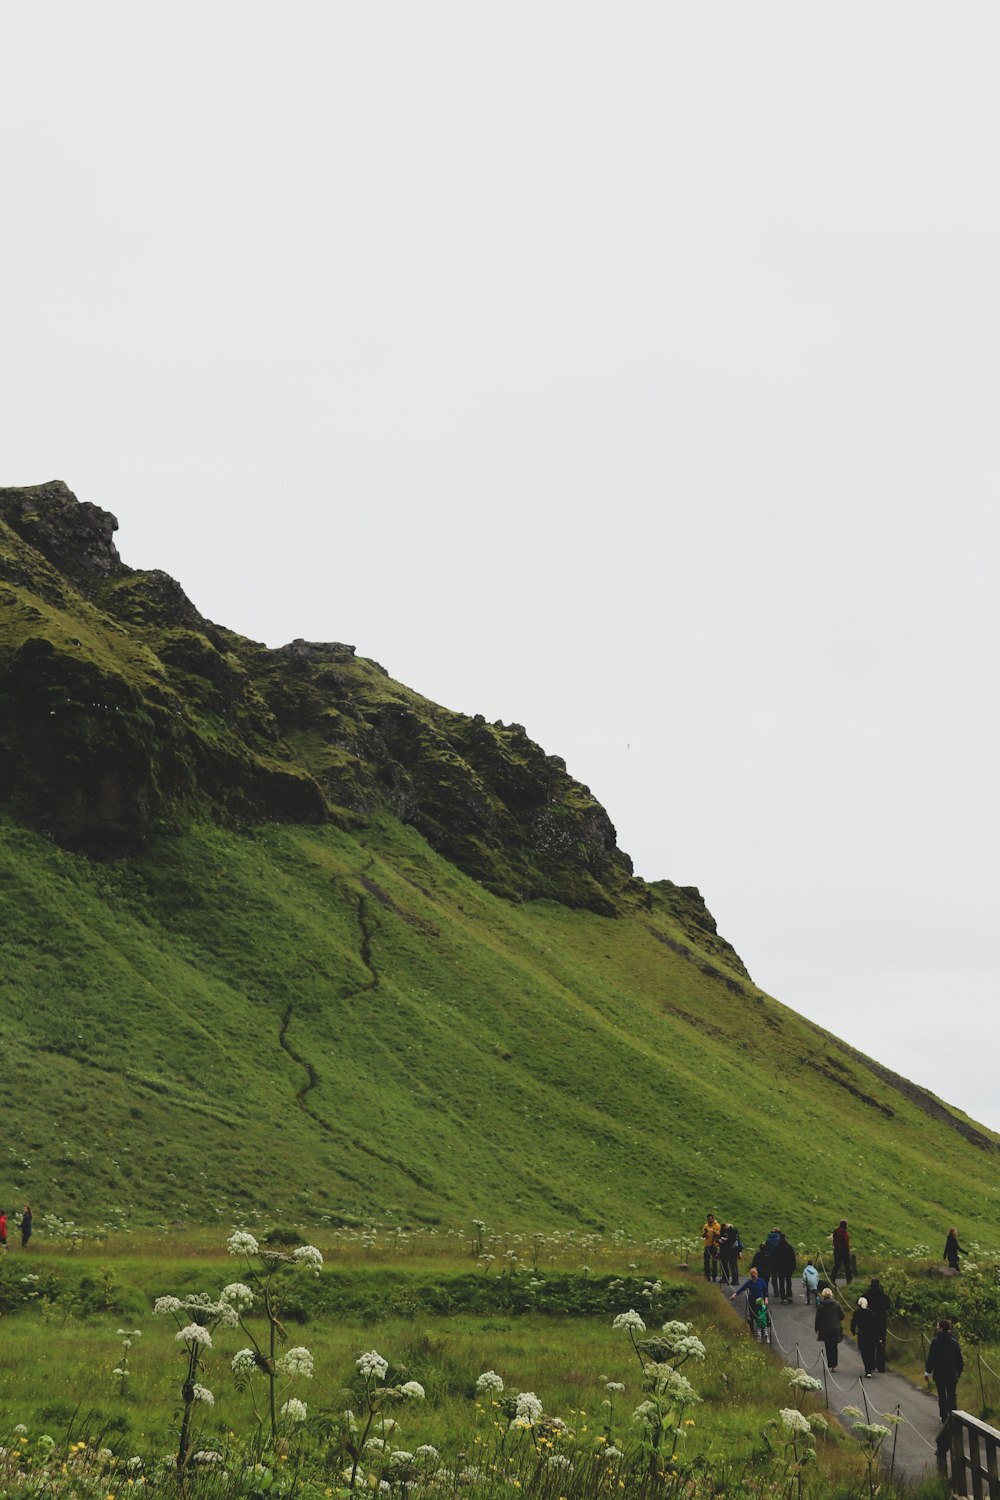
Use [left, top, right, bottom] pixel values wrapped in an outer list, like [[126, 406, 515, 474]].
[[925, 1318, 964, 1421], [832, 1219, 852, 1284], [719, 1223, 742, 1285], [863, 1278, 890, 1371], [730, 1268, 769, 1338], [815, 1287, 845, 1369], [772, 1232, 797, 1302], [851, 1296, 879, 1377], [802, 1259, 820, 1305], [944, 1229, 967, 1273], [20, 1206, 32, 1250], [0, 1211, 7, 1251], [701, 1214, 722, 1281]]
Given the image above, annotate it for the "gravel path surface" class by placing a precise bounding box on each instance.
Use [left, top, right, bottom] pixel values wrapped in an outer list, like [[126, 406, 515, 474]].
[[715, 1279, 945, 1480]]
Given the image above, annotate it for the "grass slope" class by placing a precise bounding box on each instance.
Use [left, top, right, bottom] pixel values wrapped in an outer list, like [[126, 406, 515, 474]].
[[1, 811, 996, 1244]]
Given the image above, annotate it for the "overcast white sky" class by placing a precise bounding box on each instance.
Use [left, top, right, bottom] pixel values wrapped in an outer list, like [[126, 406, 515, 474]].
[[3, 4, 998, 1128]]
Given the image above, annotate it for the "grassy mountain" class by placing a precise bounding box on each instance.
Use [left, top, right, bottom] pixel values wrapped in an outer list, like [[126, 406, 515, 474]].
[[0, 481, 996, 1243]]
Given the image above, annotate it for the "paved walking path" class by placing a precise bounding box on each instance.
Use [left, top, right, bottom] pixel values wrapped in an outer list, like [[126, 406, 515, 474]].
[[715, 1280, 945, 1480]]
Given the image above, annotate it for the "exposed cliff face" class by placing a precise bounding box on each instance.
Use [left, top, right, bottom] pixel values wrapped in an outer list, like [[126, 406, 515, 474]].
[[0, 482, 644, 914]]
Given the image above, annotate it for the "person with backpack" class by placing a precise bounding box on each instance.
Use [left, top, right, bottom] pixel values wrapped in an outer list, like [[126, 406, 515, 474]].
[[19, 1206, 32, 1250], [831, 1220, 852, 1284], [925, 1319, 964, 1422], [815, 1288, 844, 1369]]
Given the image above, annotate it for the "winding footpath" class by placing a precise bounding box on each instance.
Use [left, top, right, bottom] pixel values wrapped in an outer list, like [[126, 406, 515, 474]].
[[716, 1279, 944, 1480]]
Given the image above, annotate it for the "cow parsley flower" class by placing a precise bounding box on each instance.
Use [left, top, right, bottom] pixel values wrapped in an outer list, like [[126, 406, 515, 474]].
[[220, 1282, 254, 1312], [787, 1369, 823, 1393], [176, 1324, 212, 1348], [357, 1349, 389, 1380], [415, 1446, 441, 1463], [613, 1309, 646, 1332], [514, 1392, 543, 1424], [232, 1348, 258, 1375], [192, 1450, 223, 1465], [227, 1230, 259, 1257], [388, 1451, 414, 1468], [153, 1296, 183, 1315], [780, 1408, 811, 1435], [604, 1447, 623, 1460], [278, 1346, 314, 1379], [293, 1244, 323, 1274], [605, 1381, 625, 1393], [476, 1370, 504, 1395], [281, 1398, 308, 1423], [192, 1385, 215, 1406], [399, 1380, 425, 1399]]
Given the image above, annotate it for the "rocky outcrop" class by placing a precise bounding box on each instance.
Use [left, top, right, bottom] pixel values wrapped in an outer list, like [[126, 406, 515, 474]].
[[0, 482, 644, 913]]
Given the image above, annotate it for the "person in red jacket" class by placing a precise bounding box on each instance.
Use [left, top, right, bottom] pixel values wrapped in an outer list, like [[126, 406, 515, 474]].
[[832, 1219, 851, 1284], [0, 1212, 7, 1250]]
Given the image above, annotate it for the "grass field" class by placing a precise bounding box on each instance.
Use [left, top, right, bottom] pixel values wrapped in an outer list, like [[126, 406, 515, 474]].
[[0, 1228, 963, 1498]]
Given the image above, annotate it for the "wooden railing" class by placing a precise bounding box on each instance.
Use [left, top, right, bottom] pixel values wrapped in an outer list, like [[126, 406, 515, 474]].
[[946, 1411, 1000, 1498]]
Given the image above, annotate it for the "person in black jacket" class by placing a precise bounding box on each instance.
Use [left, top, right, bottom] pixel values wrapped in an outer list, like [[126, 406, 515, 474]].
[[863, 1278, 890, 1372], [944, 1229, 967, 1273], [925, 1318, 964, 1421], [772, 1233, 797, 1303], [851, 1296, 878, 1377], [719, 1223, 742, 1286], [815, 1288, 844, 1369]]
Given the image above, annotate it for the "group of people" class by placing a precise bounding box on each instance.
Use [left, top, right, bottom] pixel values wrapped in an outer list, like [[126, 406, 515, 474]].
[[703, 1211, 968, 1426], [0, 1206, 32, 1250], [701, 1214, 806, 1301]]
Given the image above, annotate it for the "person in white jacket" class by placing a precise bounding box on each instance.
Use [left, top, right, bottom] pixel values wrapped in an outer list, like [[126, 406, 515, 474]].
[[802, 1260, 820, 1305]]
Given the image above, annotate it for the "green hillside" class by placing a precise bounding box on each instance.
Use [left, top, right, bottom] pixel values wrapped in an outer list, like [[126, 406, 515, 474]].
[[0, 482, 996, 1242]]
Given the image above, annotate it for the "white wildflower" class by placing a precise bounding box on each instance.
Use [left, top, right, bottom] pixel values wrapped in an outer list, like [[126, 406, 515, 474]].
[[293, 1244, 323, 1274], [227, 1230, 259, 1257], [388, 1451, 414, 1467], [547, 1454, 572, 1470], [176, 1323, 212, 1348], [356, 1349, 389, 1380], [612, 1309, 646, 1332], [476, 1370, 504, 1395], [415, 1446, 441, 1463], [281, 1398, 308, 1423], [780, 1408, 811, 1435], [788, 1368, 823, 1393], [399, 1380, 425, 1399], [232, 1348, 258, 1375], [277, 1346, 314, 1379], [220, 1282, 254, 1312], [192, 1450, 224, 1464], [153, 1296, 183, 1315], [633, 1400, 657, 1426], [604, 1447, 623, 1460], [809, 1414, 829, 1433], [660, 1321, 692, 1337], [514, 1392, 543, 1424], [364, 1437, 386, 1453], [192, 1385, 215, 1406], [13, 1426, 27, 1436], [605, 1381, 625, 1393]]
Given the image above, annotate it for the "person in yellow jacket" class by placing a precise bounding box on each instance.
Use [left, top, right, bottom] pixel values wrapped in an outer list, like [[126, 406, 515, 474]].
[[701, 1214, 722, 1282]]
